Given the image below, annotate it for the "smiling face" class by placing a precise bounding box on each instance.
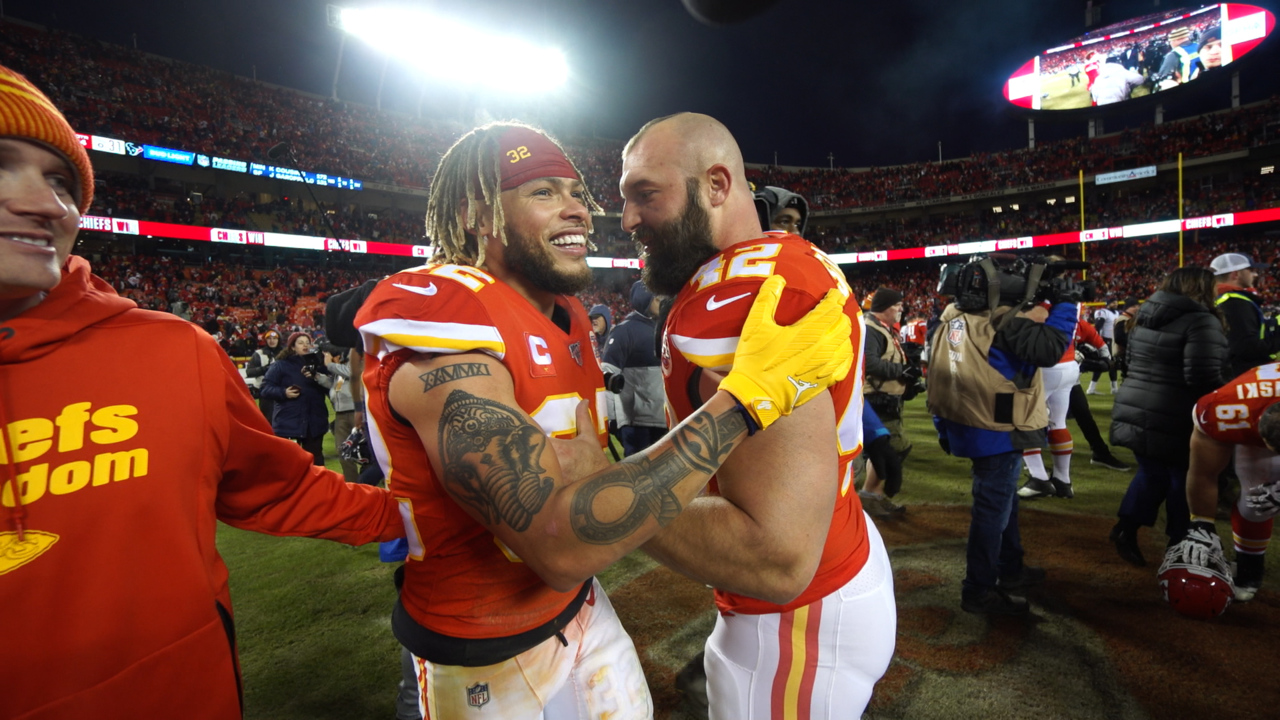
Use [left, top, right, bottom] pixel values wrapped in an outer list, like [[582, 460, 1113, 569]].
[[0, 138, 82, 305], [620, 134, 720, 297], [490, 176, 594, 296]]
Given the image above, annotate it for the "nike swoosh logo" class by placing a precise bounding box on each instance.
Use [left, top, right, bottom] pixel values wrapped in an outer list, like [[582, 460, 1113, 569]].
[[706, 292, 752, 311], [393, 282, 438, 297]]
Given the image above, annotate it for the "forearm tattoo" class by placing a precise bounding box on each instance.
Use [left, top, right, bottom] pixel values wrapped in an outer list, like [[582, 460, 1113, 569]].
[[438, 387, 747, 545], [570, 405, 747, 544], [420, 363, 490, 393], [440, 390, 553, 532]]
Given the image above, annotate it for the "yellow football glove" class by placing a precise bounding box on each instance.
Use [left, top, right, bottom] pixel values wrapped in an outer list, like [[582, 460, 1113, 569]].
[[718, 275, 854, 431]]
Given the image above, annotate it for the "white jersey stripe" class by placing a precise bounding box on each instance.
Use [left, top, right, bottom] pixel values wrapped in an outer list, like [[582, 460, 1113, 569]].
[[670, 333, 739, 371], [358, 317, 506, 359]]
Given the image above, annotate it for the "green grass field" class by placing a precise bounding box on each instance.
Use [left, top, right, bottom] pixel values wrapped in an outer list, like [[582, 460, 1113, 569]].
[[216, 391, 1243, 719], [1038, 70, 1152, 111]]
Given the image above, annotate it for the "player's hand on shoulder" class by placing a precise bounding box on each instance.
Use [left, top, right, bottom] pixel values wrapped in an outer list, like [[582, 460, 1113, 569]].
[[719, 275, 853, 430]]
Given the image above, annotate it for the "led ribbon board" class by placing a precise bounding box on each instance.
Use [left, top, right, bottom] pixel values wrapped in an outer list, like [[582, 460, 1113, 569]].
[[78, 206, 1280, 266]]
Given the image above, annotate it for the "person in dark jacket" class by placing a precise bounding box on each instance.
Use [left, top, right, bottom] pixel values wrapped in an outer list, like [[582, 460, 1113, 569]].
[[588, 303, 613, 355], [602, 281, 667, 455], [244, 329, 280, 419], [1211, 252, 1279, 379], [261, 331, 331, 465], [1109, 267, 1228, 565]]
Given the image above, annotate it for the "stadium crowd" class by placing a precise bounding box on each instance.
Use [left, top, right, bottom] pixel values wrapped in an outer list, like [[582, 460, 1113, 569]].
[[0, 19, 625, 207], [82, 231, 1278, 360], [2, 17, 1277, 218], [806, 174, 1280, 254], [6, 15, 1280, 717], [86, 164, 1279, 260]]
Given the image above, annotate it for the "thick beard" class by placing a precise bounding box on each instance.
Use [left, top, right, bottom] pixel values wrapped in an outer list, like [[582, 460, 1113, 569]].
[[502, 225, 593, 295], [634, 178, 719, 297]]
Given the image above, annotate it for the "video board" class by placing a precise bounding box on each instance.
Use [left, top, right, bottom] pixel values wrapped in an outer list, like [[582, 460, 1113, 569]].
[[1004, 3, 1274, 111]]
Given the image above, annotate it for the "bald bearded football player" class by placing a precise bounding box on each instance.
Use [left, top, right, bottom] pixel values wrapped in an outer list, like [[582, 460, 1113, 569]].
[[355, 122, 854, 719], [620, 113, 896, 719]]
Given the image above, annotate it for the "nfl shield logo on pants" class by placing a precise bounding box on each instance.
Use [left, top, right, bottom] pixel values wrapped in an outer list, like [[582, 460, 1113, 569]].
[[467, 682, 490, 708]]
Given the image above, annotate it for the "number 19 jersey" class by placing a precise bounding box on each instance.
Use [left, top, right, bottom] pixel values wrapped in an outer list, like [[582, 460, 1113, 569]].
[[661, 233, 870, 616]]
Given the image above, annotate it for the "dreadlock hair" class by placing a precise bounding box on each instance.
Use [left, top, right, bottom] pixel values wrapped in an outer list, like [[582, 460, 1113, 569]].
[[425, 121, 602, 268]]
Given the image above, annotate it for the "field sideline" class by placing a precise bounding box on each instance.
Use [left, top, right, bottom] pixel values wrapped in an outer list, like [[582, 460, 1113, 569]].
[[218, 390, 1272, 719]]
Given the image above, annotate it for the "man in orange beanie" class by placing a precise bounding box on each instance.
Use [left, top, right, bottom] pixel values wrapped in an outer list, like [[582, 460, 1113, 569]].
[[0, 64, 404, 720]]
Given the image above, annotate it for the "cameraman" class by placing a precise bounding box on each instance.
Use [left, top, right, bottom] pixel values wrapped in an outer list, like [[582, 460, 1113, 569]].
[[860, 287, 918, 515], [928, 257, 1077, 614], [261, 332, 331, 465]]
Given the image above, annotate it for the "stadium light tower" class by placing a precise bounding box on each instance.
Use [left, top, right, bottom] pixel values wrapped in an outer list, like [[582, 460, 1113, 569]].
[[333, 6, 570, 95]]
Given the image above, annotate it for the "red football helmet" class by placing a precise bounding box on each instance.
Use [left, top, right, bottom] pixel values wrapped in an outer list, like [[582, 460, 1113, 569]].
[[1158, 555, 1234, 620]]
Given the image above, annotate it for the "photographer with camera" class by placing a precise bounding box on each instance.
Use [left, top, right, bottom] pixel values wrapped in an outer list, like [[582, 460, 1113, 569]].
[[261, 332, 332, 465], [928, 255, 1079, 614], [859, 287, 918, 516]]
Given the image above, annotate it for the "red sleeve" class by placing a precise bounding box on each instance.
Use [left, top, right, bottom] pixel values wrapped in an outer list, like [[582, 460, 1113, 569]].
[[1076, 318, 1105, 348], [205, 335, 403, 544]]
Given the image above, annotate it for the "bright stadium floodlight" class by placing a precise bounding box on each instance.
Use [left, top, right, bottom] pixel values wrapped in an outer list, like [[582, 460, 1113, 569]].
[[337, 7, 569, 94]]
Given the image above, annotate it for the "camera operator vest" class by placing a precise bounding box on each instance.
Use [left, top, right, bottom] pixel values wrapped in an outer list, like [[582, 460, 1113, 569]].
[[863, 318, 907, 397], [926, 303, 1047, 431]]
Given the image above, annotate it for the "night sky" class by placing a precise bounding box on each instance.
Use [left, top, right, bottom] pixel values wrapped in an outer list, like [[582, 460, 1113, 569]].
[[9, 0, 1279, 168]]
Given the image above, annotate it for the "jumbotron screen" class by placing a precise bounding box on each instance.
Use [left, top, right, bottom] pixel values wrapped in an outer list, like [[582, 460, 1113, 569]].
[[1004, 3, 1274, 111]]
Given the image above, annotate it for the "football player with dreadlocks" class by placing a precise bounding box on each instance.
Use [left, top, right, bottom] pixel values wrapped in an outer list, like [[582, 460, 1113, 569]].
[[354, 122, 853, 719]]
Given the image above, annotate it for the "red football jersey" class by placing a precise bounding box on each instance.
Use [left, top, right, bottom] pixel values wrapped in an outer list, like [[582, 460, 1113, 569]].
[[1193, 363, 1280, 447], [900, 318, 928, 346], [1085, 60, 1100, 87], [661, 234, 870, 616], [356, 264, 608, 638]]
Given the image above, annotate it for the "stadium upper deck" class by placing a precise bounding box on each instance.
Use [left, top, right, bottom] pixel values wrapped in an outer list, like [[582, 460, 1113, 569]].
[[4, 16, 1277, 219]]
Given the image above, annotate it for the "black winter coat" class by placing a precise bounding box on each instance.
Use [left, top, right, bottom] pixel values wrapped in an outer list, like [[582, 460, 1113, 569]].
[[261, 354, 331, 439], [1110, 290, 1227, 466]]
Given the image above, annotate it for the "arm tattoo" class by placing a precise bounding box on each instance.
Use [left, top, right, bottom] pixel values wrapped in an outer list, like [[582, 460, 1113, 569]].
[[571, 405, 747, 544], [439, 389, 553, 532], [420, 363, 490, 393]]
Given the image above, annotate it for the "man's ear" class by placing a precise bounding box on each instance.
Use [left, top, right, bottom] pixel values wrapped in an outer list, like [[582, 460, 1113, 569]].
[[458, 196, 496, 240], [706, 164, 732, 208]]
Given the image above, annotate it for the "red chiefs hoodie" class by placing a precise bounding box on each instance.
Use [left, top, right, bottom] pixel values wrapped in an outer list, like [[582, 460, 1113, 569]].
[[0, 257, 403, 720]]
